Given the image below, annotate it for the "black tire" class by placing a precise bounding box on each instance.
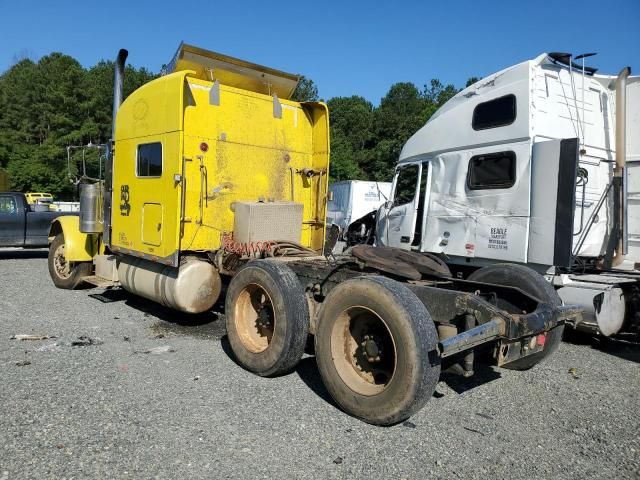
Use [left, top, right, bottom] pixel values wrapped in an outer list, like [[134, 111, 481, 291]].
[[467, 263, 564, 370], [48, 234, 92, 289], [225, 260, 309, 377], [314, 276, 441, 426]]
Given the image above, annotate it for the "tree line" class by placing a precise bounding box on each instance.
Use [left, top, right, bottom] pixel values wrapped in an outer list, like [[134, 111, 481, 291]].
[[0, 52, 475, 198], [0, 54, 156, 198]]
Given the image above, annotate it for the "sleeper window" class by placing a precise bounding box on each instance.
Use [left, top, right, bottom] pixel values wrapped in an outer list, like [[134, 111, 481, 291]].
[[467, 151, 516, 190], [472, 94, 516, 130], [137, 142, 163, 177]]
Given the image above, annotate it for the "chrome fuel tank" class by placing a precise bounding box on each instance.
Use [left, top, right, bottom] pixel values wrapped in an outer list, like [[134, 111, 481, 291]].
[[117, 256, 221, 314]]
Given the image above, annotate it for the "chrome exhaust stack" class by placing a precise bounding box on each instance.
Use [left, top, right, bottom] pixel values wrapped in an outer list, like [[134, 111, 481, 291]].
[[111, 49, 129, 138], [612, 66, 631, 267], [103, 49, 128, 247]]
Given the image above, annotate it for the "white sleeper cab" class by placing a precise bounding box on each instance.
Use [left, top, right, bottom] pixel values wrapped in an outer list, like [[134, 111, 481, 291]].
[[377, 52, 639, 337]]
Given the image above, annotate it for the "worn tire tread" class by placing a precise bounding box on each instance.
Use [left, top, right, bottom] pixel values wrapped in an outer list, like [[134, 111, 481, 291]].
[[225, 259, 309, 377], [315, 276, 441, 425]]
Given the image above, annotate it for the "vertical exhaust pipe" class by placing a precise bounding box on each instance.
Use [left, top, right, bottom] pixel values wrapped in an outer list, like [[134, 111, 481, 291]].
[[103, 49, 128, 248], [112, 49, 129, 139], [612, 66, 631, 267]]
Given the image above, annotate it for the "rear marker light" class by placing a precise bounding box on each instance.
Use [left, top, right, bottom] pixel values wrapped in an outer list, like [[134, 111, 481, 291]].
[[536, 333, 547, 347]]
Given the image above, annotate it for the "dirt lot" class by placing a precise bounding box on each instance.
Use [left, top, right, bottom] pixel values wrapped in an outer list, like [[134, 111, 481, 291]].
[[0, 250, 638, 479]]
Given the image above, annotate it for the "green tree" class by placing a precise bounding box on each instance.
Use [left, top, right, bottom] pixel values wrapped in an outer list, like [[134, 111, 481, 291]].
[[466, 76, 480, 87], [0, 59, 40, 160], [326, 78, 463, 183], [327, 96, 373, 150], [424, 79, 458, 107], [291, 76, 319, 102], [82, 61, 156, 143], [0, 52, 155, 199], [328, 129, 364, 181], [368, 82, 429, 180], [325, 96, 375, 181]]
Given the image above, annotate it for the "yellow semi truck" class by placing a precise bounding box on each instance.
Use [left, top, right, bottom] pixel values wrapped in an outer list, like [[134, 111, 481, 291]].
[[48, 44, 579, 425]]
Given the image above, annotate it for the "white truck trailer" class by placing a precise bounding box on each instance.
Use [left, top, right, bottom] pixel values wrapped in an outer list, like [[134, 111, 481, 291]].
[[372, 52, 639, 337]]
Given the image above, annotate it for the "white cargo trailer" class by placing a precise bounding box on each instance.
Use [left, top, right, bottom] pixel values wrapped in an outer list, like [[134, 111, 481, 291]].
[[373, 52, 639, 337]]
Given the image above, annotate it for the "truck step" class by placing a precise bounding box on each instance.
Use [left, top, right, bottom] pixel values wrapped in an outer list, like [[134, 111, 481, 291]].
[[83, 275, 117, 288]]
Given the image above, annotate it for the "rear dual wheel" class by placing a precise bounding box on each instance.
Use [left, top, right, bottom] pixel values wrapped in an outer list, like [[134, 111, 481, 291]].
[[226, 265, 441, 425], [467, 263, 564, 370], [315, 276, 441, 426]]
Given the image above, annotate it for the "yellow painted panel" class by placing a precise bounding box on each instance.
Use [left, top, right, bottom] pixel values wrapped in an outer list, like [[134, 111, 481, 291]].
[[307, 102, 330, 249], [49, 215, 98, 262], [185, 78, 314, 154], [115, 71, 192, 141], [180, 136, 318, 251], [180, 80, 329, 252], [142, 203, 163, 246]]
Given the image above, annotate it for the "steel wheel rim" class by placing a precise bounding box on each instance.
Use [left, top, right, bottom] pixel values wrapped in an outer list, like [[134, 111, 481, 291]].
[[234, 283, 276, 353], [330, 306, 397, 396], [53, 243, 71, 279]]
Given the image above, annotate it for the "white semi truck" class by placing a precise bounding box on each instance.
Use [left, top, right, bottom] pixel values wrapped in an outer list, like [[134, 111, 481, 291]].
[[372, 52, 639, 337]]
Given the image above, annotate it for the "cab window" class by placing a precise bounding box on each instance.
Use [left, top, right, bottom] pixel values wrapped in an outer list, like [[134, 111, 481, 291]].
[[394, 165, 420, 205], [0, 196, 17, 214], [472, 94, 517, 130], [137, 142, 163, 177], [467, 151, 516, 190]]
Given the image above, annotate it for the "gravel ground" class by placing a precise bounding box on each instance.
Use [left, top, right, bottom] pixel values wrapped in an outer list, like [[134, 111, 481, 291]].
[[0, 250, 638, 480]]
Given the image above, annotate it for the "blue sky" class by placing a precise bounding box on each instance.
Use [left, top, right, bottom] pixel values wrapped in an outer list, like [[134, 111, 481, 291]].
[[1, 0, 638, 103]]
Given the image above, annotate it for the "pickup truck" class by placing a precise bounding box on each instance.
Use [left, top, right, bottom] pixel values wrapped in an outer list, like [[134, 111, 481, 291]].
[[0, 192, 75, 248]]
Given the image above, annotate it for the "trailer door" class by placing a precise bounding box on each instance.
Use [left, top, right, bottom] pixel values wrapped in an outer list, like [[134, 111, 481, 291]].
[[377, 162, 426, 249]]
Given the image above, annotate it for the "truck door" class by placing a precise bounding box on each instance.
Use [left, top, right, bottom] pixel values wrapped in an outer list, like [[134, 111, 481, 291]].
[[0, 194, 24, 247], [377, 162, 428, 249], [110, 133, 183, 266]]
